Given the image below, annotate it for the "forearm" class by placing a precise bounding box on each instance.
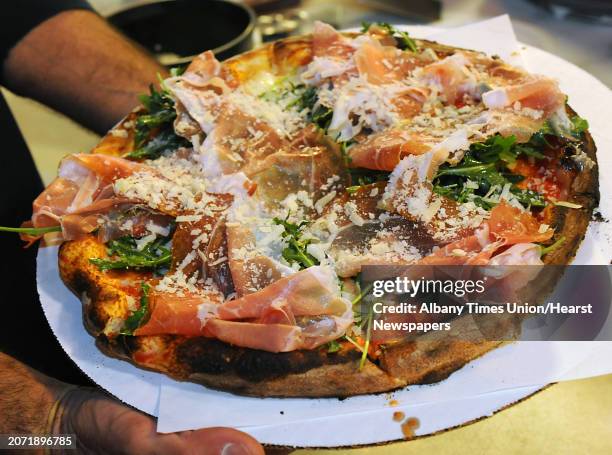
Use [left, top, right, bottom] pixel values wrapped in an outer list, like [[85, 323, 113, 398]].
[[0, 352, 69, 434], [1, 9, 167, 135]]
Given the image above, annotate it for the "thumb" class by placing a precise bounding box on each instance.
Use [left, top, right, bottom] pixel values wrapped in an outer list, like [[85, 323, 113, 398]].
[[180, 427, 265, 455]]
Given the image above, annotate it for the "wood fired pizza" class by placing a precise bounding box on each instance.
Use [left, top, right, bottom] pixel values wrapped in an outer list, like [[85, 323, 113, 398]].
[[2, 22, 598, 397]]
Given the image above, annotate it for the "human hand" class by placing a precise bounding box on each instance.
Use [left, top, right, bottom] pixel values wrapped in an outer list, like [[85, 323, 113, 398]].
[[53, 387, 264, 455]]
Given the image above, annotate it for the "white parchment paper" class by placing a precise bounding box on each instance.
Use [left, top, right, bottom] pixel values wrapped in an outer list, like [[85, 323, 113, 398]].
[[37, 15, 612, 447]]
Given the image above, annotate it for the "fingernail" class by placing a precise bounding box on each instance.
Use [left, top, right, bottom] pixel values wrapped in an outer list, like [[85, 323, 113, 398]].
[[220, 442, 259, 455]]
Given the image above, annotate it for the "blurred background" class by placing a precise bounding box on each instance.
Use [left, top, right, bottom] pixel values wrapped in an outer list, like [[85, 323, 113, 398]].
[[2, 0, 611, 453]]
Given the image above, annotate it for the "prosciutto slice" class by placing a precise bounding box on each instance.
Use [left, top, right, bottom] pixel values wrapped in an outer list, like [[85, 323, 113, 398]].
[[418, 53, 474, 105], [226, 223, 294, 297], [301, 22, 357, 86], [354, 38, 417, 85], [170, 194, 233, 277], [348, 129, 433, 171], [482, 77, 565, 116], [30, 154, 153, 241], [216, 265, 348, 320], [165, 51, 233, 136], [135, 266, 352, 352], [135, 291, 224, 337], [313, 21, 354, 60], [417, 202, 553, 265], [199, 105, 290, 177]]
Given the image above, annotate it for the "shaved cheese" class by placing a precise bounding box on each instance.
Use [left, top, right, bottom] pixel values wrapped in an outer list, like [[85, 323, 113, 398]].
[[315, 191, 337, 214], [176, 215, 203, 223], [344, 202, 365, 226], [146, 221, 171, 237], [482, 88, 510, 109], [196, 303, 219, 324], [226, 89, 306, 138], [135, 233, 156, 251], [301, 56, 355, 84]]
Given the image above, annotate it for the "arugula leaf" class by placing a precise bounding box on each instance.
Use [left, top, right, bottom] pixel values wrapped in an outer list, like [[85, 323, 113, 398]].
[[540, 236, 566, 256], [327, 340, 341, 353], [359, 306, 373, 370], [510, 188, 546, 208], [135, 85, 176, 143], [295, 85, 334, 132], [120, 282, 151, 335], [89, 235, 171, 272], [571, 115, 589, 137], [125, 129, 189, 160], [126, 81, 190, 161], [362, 22, 418, 52], [433, 133, 547, 210], [546, 113, 589, 140], [348, 167, 390, 186], [469, 134, 518, 164], [0, 225, 61, 236], [273, 216, 320, 269]]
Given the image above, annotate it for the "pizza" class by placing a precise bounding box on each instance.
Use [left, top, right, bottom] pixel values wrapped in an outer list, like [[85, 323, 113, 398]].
[[5, 22, 598, 397]]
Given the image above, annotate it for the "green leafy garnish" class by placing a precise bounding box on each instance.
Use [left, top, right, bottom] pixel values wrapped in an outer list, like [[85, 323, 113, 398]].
[[0, 225, 61, 236], [120, 282, 151, 335], [273, 216, 320, 269], [340, 140, 354, 168], [327, 340, 341, 353], [135, 85, 176, 144], [125, 81, 189, 161], [295, 86, 334, 132], [540, 236, 566, 256], [545, 114, 589, 140], [89, 235, 172, 272], [361, 22, 418, 52], [125, 129, 188, 161], [433, 133, 547, 210], [345, 279, 375, 369], [351, 281, 373, 326], [359, 306, 373, 370], [571, 116, 589, 137], [348, 168, 390, 187]]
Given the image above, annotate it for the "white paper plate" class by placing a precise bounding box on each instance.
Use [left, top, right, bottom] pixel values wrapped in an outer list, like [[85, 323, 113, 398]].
[[37, 19, 612, 447]]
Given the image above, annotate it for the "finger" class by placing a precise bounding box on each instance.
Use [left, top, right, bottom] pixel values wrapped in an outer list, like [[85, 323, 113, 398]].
[[180, 427, 264, 455]]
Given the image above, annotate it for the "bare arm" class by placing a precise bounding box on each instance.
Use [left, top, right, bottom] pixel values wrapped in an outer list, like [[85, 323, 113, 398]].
[[0, 353, 263, 454], [1, 9, 167, 135]]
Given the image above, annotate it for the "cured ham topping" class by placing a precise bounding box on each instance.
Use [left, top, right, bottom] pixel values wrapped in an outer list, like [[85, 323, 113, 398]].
[[30, 154, 155, 241], [136, 266, 352, 352], [312, 21, 355, 60], [135, 290, 224, 337], [482, 77, 565, 116], [417, 53, 474, 105], [349, 129, 433, 171], [216, 265, 348, 320], [417, 202, 553, 265], [354, 39, 417, 85]]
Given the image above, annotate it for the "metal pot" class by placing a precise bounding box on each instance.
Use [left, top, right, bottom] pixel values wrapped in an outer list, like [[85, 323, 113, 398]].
[[107, 0, 256, 66]]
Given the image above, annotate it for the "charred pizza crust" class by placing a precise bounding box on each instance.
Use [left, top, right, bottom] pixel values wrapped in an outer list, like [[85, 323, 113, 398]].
[[57, 35, 598, 397]]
